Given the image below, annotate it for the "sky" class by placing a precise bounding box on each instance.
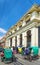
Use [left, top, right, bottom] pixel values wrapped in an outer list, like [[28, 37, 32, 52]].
[[0, 0, 40, 39]]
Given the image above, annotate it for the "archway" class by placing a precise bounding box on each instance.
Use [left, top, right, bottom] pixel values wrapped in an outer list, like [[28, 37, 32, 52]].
[[10, 38, 12, 47], [20, 34, 22, 47], [27, 30, 31, 47]]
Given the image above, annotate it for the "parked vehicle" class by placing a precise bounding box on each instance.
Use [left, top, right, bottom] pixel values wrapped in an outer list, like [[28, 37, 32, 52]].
[[30, 46, 39, 60], [21, 46, 39, 61], [1, 48, 16, 63], [18, 46, 25, 54], [22, 47, 31, 60]]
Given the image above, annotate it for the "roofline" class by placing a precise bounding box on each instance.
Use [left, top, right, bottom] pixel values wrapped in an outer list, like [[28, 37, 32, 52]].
[[7, 4, 40, 33]]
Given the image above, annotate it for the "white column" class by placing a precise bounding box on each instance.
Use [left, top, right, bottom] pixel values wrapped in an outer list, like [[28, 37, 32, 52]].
[[5, 40, 8, 47], [8, 39, 10, 47], [12, 37, 15, 47], [22, 32, 27, 47], [17, 35, 20, 47], [31, 27, 38, 46], [6, 39, 10, 47]]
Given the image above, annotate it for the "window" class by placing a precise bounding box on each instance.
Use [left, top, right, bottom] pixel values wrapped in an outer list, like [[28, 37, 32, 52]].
[[15, 29, 16, 31], [20, 34, 22, 46], [10, 38, 12, 47], [19, 25, 22, 28], [26, 19, 30, 24], [27, 30, 31, 47], [15, 36, 17, 47]]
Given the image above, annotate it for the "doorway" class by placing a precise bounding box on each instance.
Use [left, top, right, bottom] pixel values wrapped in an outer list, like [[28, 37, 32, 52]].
[[27, 30, 31, 47]]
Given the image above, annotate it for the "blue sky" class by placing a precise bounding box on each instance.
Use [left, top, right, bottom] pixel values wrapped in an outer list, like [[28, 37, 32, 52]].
[[0, 0, 40, 39]]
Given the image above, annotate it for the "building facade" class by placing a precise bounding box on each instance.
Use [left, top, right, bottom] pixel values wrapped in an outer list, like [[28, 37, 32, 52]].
[[5, 4, 40, 48], [0, 36, 6, 48]]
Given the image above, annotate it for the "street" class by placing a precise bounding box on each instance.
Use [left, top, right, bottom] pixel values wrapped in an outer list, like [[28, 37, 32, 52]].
[[0, 55, 40, 65]]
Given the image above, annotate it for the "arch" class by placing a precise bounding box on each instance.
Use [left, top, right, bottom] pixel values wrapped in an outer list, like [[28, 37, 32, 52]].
[[27, 30, 31, 47]]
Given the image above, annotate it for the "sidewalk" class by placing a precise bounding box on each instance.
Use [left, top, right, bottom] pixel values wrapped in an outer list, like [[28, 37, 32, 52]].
[[15, 53, 40, 62], [15, 54, 23, 60], [15, 53, 40, 65]]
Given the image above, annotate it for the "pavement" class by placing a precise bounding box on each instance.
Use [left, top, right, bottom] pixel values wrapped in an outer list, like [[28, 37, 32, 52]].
[[15, 54, 40, 65], [0, 53, 40, 65]]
